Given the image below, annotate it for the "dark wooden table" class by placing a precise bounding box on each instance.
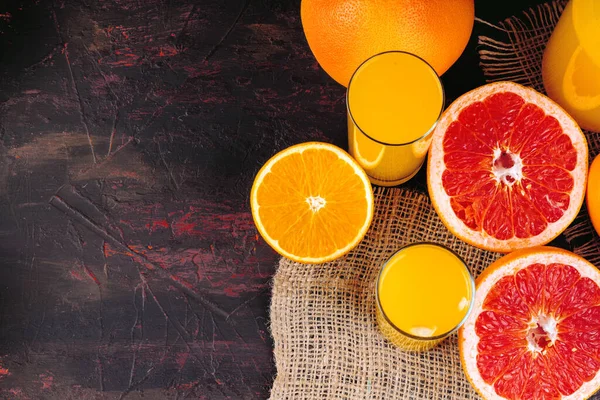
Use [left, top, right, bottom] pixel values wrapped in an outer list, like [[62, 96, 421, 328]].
[[0, 0, 559, 398]]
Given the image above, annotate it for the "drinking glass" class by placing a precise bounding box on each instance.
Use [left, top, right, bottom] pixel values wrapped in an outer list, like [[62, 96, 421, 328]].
[[347, 51, 444, 186], [375, 243, 475, 351]]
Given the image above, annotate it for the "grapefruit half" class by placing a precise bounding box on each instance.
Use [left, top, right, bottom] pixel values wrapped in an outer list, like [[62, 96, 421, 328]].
[[460, 247, 600, 399], [428, 82, 588, 253]]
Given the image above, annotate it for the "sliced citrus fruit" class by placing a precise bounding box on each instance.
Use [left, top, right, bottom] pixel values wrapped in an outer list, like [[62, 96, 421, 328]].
[[587, 154, 600, 236], [563, 45, 600, 111], [250, 142, 374, 264], [460, 246, 600, 400], [428, 81, 588, 253]]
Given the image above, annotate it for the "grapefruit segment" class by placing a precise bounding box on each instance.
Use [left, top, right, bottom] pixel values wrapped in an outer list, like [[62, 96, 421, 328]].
[[475, 311, 527, 336], [482, 189, 513, 241], [493, 351, 534, 399], [544, 263, 581, 315], [559, 330, 600, 360], [460, 247, 600, 400], [448, 180, 497, 231], [515, 115, 562, 156], [444, 151, 493, 171], [481, 275, 530, 320], [523, 165, 574, 193], [561, 344, 600, 387], [484, 92, 524, 139], [507, 103, 547, 153], [561, 306, 600, 332], [443, 170, 493, 197], [522, 133, 577, 170], [546, 343, 584, 396], [477, 347, 525, 383], [511, 188, 546, 239], [457, 101, 499, 148], [443, 121, 492, 154], [524, 179, 570, 224], [478, 333, 527, 355], [555, 278, 600, 318], [514, 263, 545, 310], [428, 82, 588, 252], [520, 356, 561, 400]]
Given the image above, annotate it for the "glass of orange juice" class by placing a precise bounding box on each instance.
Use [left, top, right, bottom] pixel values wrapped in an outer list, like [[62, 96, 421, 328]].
[[542, 0, 600, 132], [347, 51, 444, 186], [375, 243, 474, 351]]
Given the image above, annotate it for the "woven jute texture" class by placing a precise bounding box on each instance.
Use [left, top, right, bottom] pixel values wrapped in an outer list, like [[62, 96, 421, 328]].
[[478, 0, 600, 264], [270, 187, 499, 399]]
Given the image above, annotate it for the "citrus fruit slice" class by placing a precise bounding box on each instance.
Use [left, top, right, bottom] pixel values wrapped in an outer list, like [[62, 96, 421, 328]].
[[428, 81, 588, 253], [587, 154, 600, 236], [460, 246, 600, 400], [250, 142, 374, 264], [563, 45, 600, 111]]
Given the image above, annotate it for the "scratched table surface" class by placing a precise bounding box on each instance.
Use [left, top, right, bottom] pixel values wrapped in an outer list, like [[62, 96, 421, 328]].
[[0, 0, 562, 399]]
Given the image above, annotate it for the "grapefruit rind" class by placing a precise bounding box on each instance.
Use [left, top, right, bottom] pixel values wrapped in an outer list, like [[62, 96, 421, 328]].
[[250, 142, 374, 264], [459, 247, 600, 400], [428, 81, 588, 253]]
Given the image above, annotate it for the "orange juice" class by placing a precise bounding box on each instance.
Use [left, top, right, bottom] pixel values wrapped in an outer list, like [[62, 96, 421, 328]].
[[376, 243, 474, 351], [347, 51, 444, 186], [542, 0, 600, 132]]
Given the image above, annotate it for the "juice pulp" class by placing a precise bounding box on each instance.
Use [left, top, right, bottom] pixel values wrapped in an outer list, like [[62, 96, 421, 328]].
[[347, 51, 443, 186], [542, 0, 600, 132], [376, 243, 473, 351]]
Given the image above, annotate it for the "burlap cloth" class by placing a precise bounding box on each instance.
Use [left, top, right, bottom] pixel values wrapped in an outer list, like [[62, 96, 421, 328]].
[[270, 2, 600, 398]]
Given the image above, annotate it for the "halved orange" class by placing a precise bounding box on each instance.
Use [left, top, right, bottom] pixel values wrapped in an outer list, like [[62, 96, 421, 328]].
[[250, 142, 374, 264], [460, 246, 600, 399], [428, 81, 588, 253]]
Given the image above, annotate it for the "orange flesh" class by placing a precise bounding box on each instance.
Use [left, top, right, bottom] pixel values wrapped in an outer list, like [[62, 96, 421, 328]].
[[255, 147, 371, 260]]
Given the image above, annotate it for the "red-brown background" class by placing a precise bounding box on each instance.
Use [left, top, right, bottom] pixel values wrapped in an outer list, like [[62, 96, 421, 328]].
[[0, 0, 573, 399]]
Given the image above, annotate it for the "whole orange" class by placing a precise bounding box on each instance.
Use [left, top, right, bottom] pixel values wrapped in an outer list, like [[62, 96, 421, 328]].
[[301, 0, 475, 86]]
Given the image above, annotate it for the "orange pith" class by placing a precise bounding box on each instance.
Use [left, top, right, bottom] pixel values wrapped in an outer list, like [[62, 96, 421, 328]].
[[428, 82, 588, 253], [460, 247, 600, 400], [250, 142, 374, 264]]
